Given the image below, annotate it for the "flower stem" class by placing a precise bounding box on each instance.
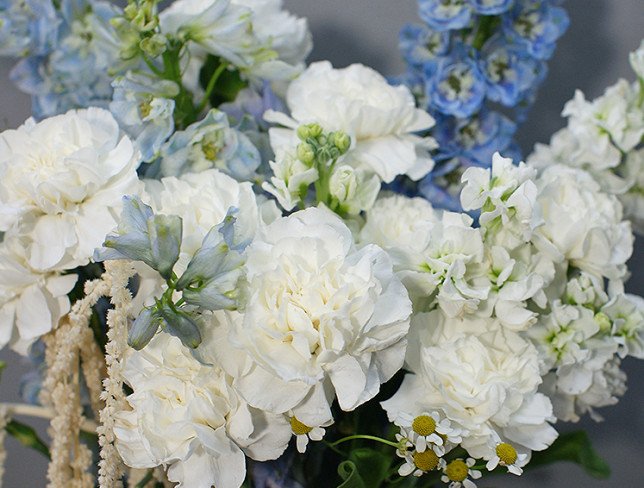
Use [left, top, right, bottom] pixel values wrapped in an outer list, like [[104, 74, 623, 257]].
[[196, 62, 229, 114], [328, 434, 401, 449], [1, 403, 98, 432]]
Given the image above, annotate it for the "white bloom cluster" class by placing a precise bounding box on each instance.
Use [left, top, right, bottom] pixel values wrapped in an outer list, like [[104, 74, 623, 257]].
[[0, 108, 140, 353], [376, 149, 642, 476], [528, 41, 644, 233], [160, 0, 311, 81], [264, 62, 437, 213]]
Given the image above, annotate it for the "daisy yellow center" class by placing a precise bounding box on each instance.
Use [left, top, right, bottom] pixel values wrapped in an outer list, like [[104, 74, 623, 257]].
[[412, 415, 437, 436], [290, 417, 312, 436], [445, 459, 468, 482], [413, 450, 439, 472], [496, 443, 518, 465]]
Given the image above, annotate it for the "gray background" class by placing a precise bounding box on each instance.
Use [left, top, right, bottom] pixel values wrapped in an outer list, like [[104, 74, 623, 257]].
[[0, 0, 642, 486]]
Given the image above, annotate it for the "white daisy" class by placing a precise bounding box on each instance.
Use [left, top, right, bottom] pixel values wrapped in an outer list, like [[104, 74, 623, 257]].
[[441, 458, 482, 488]]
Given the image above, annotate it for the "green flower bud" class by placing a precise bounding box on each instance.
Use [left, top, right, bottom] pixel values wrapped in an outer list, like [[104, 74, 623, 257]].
[[128, 307, 161, 350], [297, 142, 315, 166], [296, 123, 323, 141], [139, 33, 167, 57], [332, 131, 351, 154]]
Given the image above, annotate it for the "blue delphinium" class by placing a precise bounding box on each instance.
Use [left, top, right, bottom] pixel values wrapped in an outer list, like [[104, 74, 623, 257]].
[[0, 0, 59, 57], [399, 0, 569, 211], [9, 0, 125, 119], [110, 71, 179, 162]]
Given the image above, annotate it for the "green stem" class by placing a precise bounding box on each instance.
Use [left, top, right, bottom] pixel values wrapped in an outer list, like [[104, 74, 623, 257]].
[[329, 434, 401, 450], [196, 62, 229, 114], [135, 469, 154, 488], [472, 15, 499, 51], [322, 440, 348, 457], [142, 53, 164, 77]]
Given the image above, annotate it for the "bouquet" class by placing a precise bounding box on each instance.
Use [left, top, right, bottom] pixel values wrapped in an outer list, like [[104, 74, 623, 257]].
[[0, 1, 642, 487]]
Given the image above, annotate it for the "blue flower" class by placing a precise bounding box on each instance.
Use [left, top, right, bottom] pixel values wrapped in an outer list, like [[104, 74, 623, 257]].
[[418, 0, 473, 32], [399, 23, 450, 69], [480, 36, 544, 106], [160, 109, 261, 181], [0, 0, 60, 57], [425, 46, 486, 118], [110, 71, 179, 162], [418, 158, 466, 211], [470, 0, 513, 15], [9, 0, 123, 118], [433, 109, 518, 165], [502, 0, 569, 60]]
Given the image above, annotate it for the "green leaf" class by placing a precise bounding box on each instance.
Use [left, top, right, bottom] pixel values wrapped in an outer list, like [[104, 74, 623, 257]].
[[0, 360, 6, 381], [337, 460, 366, 488], [5, 419, 51, 460], [529, 430, 610, 479], [349, 448, 392, 488]]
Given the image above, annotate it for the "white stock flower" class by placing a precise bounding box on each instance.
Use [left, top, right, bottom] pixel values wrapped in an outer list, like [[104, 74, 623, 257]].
[[620, 149, 644, 234], [630, 39, 644, 79], [160, 0, 260, 69], [532, 165, 633, 281], [232, 0, 312, 71], [266, 61, 437, 183], [114, 333, 292, 488], [383, 310, 558, 459], [601, 293, 644, 359], [360, 195, 488, 316], [261, 148, 318, 211], [461, 153, 539, 249], [0, 237, 76, 354], [231, 206, 412, 412], [328, 165, 380, 215], [563, 80, 644, 157], [0, 108, 141, 271]]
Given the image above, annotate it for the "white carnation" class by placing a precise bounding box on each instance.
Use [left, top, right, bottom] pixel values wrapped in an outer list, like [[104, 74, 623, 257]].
[[230, 206, 412, 412], [0, 237, 76, 354], [114, 333, 292, 488], [0, 108, 141, 271], [382, 310, 557, 459], [532, 165, 632, 281], [620, 149, 644, 234], [266, 61, 436, 183], [360, 194, 488, 316], [261, 148, 319, 211]]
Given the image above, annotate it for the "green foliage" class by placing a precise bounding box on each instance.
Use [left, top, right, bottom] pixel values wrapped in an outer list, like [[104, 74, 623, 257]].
[[337, 448, 393, 488], [5, 420, 51, 460], [529, 430, 611, 479]]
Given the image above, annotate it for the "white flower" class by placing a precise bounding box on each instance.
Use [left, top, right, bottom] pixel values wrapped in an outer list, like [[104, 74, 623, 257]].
[[532, 165, 632, 281], [383, 310, 558, 459], [485, 441, 529, 476], [461, 153, 539, 249], [620, 149, 644, 234], [630, 39, 644, 79], [232, 0, 312, 70], [394, 411, 463, 456], [563, 80, 644, 156], [145, 169, 278, 272], [0, 237, 76, 354], [160, 0, 261, 69], [261, 148, 319, 211], [266, 61, 436, 183], [114, 333, 292, 488], [0, 108, 141, 271], [441, 458, 482, 488], [231, 206, 412, 411], [601, 293, 644, 359], [328, 165, 380, 215], [288, 415, 331, 453], [360, 195, 488, 316]]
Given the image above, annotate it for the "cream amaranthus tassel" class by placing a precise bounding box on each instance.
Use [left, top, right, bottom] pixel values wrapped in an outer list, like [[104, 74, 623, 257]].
[[97, 261, 136, 488], [0, 405, 9, 488]]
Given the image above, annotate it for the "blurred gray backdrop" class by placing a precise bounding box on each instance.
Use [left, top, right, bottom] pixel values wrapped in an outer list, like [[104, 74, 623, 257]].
[[0, 0, 642, 486]]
